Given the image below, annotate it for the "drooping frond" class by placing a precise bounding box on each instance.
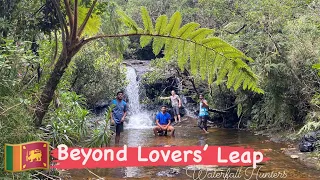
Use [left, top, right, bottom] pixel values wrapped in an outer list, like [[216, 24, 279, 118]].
[[117, 7, 263, 94], [116, 9, 139, 33]]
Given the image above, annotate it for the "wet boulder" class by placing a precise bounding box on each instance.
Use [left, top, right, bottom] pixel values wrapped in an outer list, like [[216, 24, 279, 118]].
[[299, 130, 320, 152], [156, 168, 180, 177]]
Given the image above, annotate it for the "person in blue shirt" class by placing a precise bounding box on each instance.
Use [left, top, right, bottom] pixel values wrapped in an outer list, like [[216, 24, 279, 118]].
[[111, 91, 127, 144], [153, 105, 175, 137], [198, 94, 209, 134]]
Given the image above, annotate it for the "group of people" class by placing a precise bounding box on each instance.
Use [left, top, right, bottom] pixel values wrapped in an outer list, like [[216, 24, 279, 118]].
[[110, 90, 210, 143]]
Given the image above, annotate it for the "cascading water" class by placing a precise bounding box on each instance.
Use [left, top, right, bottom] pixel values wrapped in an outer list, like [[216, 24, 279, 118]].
[[124, 66, 153, 129]]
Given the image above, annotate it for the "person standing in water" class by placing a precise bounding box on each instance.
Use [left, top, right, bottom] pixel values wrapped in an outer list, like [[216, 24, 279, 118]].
[[111, 91, 127, 144], [159, 90, 182, 123], [198, 94, 209, 134]]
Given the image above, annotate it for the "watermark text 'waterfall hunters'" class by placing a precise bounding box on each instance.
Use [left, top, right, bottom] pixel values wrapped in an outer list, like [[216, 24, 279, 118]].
[[51, 144, 269, 169], [186, 166, 287, 180]]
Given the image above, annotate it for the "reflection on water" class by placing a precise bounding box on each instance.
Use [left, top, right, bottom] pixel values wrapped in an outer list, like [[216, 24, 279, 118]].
[[68, 117, 320, 180]]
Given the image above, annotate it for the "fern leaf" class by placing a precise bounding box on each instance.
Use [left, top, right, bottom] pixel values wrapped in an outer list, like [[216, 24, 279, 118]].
[[177, 22, 201, 38], [140, 36, 152, 48], [141, 7, 153, 33], [155, 15, 168, 35], [117, 9, 139, 32], [164, 38, 176, 60], [242, 77, 250, 90], [216, 60, 231, 85], [119, 7, 263, 94], [212, 54, 225, 74], [207, 52, 216, 84], [199, 47, 207, 80], [190, 43, 199, 75], [152, 37, 165, 55], [234, 72, 246, 91], [226, 63, 239, 88], [189, 28, 214, 42], [177, 41, 188, 70], [165, 12, 182, 37]]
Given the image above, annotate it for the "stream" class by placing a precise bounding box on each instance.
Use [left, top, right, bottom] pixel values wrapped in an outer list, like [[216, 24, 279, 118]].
[[68, 65, 320, 180]]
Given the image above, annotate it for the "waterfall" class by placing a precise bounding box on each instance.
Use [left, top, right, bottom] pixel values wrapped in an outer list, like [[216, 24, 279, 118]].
[[124, 66, 153, 129]]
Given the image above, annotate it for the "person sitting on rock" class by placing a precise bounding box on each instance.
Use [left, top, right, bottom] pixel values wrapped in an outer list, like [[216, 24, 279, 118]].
[[153, 105, 175, 137]]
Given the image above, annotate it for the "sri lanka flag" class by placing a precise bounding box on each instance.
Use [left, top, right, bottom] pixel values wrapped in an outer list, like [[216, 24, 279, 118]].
[[4, 141, 50, 172]]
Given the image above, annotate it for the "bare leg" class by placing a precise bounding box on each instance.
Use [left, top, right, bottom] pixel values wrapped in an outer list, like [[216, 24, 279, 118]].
[[174, 116, 177, 123], [153, 127, 161, 136], [168, 126, 175, 137], [115, 134, 120, 145], [115, 124, 121, 145], [198, 117, 209, 134], [178, 114, 181, 122]]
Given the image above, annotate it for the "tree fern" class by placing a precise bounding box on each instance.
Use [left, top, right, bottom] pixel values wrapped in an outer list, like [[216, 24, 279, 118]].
[[116, 7, 263, 94]]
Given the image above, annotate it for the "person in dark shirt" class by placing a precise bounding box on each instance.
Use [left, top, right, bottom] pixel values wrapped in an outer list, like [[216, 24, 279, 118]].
[[111, 91, 127, 144], [153, 105, 175, 137]]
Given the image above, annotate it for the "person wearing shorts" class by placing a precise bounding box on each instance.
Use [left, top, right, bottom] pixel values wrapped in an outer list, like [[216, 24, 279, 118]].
[[111, 91, 127, 144], [160, 90, 182, 123], [153, 105, 175, 137], [198, 94, 209, 134]]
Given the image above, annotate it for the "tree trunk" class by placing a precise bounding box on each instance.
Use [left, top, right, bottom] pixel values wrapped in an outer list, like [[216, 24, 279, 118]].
[[34, 48, 71, 127]]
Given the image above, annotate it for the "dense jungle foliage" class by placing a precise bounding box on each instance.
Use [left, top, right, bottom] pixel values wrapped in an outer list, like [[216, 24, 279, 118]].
[[0, 0, 320, 179]]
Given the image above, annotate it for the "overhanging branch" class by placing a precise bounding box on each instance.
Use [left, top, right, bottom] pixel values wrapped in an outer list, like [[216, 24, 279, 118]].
[[224, 24, 247, 34]]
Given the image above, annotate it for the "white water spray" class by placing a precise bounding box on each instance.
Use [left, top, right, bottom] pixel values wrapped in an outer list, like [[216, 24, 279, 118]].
[[124, 66, 153, 129]]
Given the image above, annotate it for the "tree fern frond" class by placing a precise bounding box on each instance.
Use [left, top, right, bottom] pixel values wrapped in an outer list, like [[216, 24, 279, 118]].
[[141, 7, 153, 33], [177, 22, 201, 38], [152, 37, 165, 55], [164, 38, 176, 60], [190, 43, 198, 75], [177, 41, 188, 70], [117, 7, 263, 94], [216, 60, 232, 85], [165, 12, 182, 37], [207, 52, 216, 84], [117, 9, 139, 33], [189, 28, 214, 42], [226, 62, 239, 88], [155, 15, 168, 35], [140, 36, 152, 48], [202, 37, 252, 62], [233, 71, 246, 91], [212, 54, 225, 74], [200, 49, 208, 80]]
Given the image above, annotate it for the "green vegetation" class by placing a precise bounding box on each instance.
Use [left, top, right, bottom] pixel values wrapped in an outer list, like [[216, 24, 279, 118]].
[[1, 0, 320, 178]]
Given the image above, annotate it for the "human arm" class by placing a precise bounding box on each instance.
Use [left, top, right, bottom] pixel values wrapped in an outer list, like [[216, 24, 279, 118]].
[[164, 114, 172, 129], [121, 102, 127, 122], [177, 95, 182, 107], [201, 100, 209, 108], [121, 111, 127, 122], [111, 113, 115, 125], [159, 96, 171, 100], [156, 119, 161, 127]]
